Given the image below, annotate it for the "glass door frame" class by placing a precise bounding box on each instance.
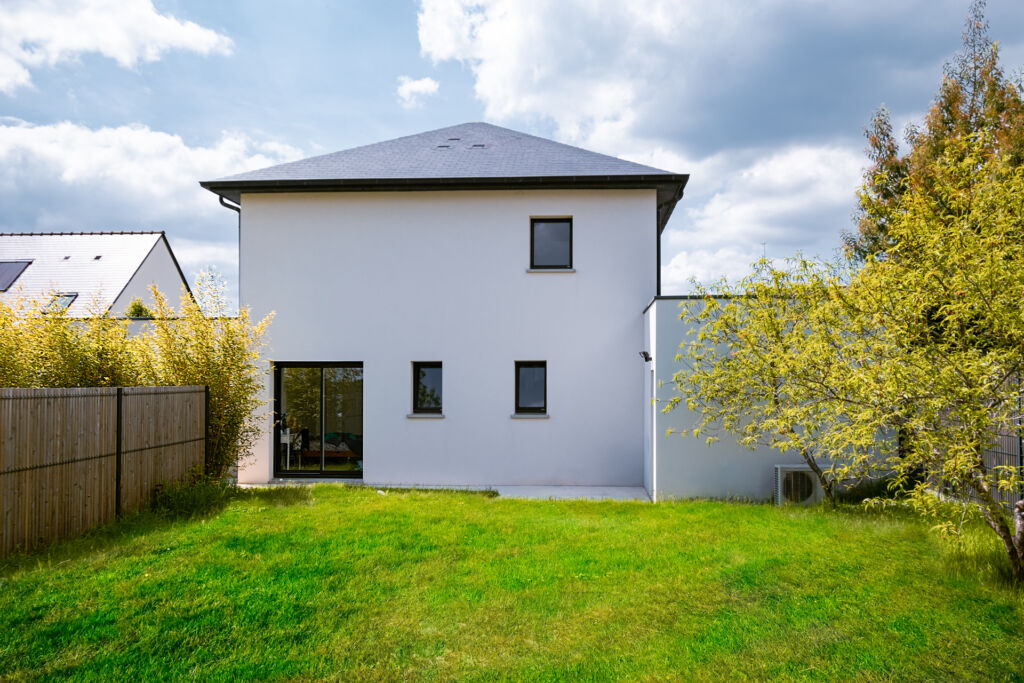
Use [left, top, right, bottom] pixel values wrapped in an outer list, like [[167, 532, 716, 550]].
[[272, 361, 364, 479]]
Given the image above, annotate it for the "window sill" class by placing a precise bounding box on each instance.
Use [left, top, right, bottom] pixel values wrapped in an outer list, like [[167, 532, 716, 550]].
[[526, 268, 575, 273], [407, 413, 445, 419], [510, 413, 549, 419]]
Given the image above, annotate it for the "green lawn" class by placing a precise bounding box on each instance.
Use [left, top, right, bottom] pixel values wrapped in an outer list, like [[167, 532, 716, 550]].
[[1, 485, 1022, 681]]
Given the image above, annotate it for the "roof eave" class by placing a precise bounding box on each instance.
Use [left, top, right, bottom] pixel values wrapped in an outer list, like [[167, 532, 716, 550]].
[[199, 174, 689, 231]]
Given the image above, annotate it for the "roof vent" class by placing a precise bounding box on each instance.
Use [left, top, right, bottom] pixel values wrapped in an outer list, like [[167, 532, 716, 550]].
[[436, 144, 451, 149], [471, 143, 485, 148], [93, 255, 102, 260], [448, 137, 460, 141], [63, 256, 70, 260]]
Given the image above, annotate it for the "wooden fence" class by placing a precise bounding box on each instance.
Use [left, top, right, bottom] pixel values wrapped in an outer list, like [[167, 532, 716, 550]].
[[1, 386, 206, 558]]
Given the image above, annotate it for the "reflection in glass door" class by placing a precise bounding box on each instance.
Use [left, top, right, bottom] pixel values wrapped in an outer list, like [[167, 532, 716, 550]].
[[276, 363, 363, 478]]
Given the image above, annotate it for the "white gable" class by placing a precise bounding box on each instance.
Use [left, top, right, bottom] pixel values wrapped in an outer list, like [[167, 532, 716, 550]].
[[0, 232, 186, 317]]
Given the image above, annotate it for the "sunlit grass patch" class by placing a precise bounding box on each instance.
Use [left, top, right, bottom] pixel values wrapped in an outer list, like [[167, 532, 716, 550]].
[[1, 485, 1022, 681]]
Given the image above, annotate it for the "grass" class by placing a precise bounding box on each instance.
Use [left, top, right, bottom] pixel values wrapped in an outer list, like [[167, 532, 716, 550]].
[[1, 485, 1023, 681]]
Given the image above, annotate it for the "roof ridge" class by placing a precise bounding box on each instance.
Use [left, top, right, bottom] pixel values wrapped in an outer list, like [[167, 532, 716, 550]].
[[0, 230, 165, 236]]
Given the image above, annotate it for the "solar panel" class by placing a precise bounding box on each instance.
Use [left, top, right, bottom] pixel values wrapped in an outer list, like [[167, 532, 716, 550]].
[[0, 260, 31, 291]]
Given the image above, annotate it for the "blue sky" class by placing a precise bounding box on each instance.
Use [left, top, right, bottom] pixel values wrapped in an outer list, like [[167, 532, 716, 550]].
[[2, 0, 1023, 302]]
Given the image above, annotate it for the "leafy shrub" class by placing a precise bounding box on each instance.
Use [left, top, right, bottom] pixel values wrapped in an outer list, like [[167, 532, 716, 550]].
[[0, 273, 272, 479], [152, 472, 238, 517], [125, 297, 154, 318], [141, 273, 272, 478]]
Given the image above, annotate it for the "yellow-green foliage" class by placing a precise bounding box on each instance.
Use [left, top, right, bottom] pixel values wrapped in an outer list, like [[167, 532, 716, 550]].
[[124, 297, 154, 319], [142, 273, 272, 479], [0, 296, 143, 387], [0, 273, 272, 479], [667, 258, 884, 510], [671, 134, 1024, 581]]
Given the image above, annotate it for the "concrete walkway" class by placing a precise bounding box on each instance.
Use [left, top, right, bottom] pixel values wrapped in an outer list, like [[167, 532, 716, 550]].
[[241, 479, 650, 502]]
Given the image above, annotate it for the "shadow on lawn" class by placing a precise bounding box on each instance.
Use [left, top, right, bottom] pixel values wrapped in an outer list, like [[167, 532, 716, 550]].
[[0, 483, 313, 575]]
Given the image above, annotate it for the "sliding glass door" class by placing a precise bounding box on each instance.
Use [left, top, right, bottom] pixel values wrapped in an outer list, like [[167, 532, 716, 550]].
[[275, 362, 363, 478]]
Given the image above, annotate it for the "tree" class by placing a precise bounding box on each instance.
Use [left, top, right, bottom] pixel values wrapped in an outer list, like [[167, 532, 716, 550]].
[[848, 134, 1024, 580], [845, 0, 1024, 261], [673, 133, 1024, 578], [666, 258, 884, 509], [125, 297, 154, 318]]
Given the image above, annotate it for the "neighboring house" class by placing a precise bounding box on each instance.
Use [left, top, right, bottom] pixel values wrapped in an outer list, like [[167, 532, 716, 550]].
[[0, 231, 190, 317], [201, 122, 806, 500]]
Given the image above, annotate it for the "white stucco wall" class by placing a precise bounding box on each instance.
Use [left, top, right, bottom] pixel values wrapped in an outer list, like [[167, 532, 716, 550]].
[[647, 297, 807, 501], [110, 237, 189, 315], [642, 302, 656, 496], [238, 189, 657, 486]]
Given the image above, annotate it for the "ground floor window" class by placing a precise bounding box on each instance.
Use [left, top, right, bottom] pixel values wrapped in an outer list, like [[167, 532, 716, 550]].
[[274, 362, 363, 478], [515, 361, 547, 414], [413, 361, 442, 413]]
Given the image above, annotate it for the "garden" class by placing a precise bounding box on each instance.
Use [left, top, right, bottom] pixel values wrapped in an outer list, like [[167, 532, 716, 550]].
[[1, 484, 1022, 681]]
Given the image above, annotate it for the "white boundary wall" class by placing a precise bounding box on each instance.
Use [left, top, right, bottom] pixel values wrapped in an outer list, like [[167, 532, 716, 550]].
[[644, 297, 807, 501]]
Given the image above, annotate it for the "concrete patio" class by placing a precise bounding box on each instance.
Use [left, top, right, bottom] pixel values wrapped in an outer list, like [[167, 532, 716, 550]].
[[240, 479, 651, 501]]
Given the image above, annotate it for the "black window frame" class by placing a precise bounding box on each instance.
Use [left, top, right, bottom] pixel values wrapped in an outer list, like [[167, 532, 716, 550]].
[[530, 218, 573, 269], [0, 260, 32, 291], [412, 361, 443, 414], [272, 360, 364, 479], [514, 361, 547, 414]]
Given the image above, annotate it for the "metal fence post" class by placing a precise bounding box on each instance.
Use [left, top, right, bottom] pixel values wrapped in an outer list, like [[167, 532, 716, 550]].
[[115, 387, 123, 519]]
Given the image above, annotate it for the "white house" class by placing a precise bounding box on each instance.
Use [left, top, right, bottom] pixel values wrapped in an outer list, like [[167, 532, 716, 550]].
[[201, 122, 804, 500], [0, 231, 190, 317]]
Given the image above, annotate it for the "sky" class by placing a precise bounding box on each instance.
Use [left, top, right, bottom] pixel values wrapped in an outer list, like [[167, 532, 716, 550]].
[[2, 0, 1024, 303]]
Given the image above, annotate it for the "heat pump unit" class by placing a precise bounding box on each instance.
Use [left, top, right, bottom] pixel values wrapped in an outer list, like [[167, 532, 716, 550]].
[[774, 464, 824, 506]]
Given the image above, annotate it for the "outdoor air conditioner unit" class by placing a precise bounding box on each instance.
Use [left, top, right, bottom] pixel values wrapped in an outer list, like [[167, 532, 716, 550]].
[[774, 464, 825, 506]]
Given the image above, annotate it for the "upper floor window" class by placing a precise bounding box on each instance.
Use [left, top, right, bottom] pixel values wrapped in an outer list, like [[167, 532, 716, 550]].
[[413, 362, 442, 413], [515, 361, 547, 414], [0, 260, 31, 291], [530, 218, 572, 269]]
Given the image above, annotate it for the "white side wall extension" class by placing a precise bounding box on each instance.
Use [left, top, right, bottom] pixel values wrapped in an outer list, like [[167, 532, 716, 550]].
[[644, 297, 807, 502], [238, 189, 656, 487]]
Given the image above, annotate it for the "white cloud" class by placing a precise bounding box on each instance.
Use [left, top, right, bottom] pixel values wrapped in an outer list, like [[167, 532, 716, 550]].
[[661, 247, 759, 293], [660, 143, 863, 291], [171, 237, 238, 273], [396, 75, 440, 108], [0, 119, 302, 303], [0, 119, 301, 219], [415, 0, 892, 294], [682, 145, 863, 248], [0, 0, 233, 94], [416, 0, 738, 149]]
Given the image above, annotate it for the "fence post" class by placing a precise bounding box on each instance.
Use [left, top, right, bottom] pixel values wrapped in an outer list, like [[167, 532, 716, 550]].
[[204, 385, 211, 477], [115, 387, 123, 519]]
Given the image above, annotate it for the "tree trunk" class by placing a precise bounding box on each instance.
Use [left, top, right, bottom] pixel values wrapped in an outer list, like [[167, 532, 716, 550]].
[[799, 449, 836, 509], [1015, 500, 1024, 582], [973, 476, 1024, 582]]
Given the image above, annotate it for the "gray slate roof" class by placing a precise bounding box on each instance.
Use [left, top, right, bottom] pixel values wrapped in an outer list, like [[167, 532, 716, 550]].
[[201, 122, 688, 230]]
